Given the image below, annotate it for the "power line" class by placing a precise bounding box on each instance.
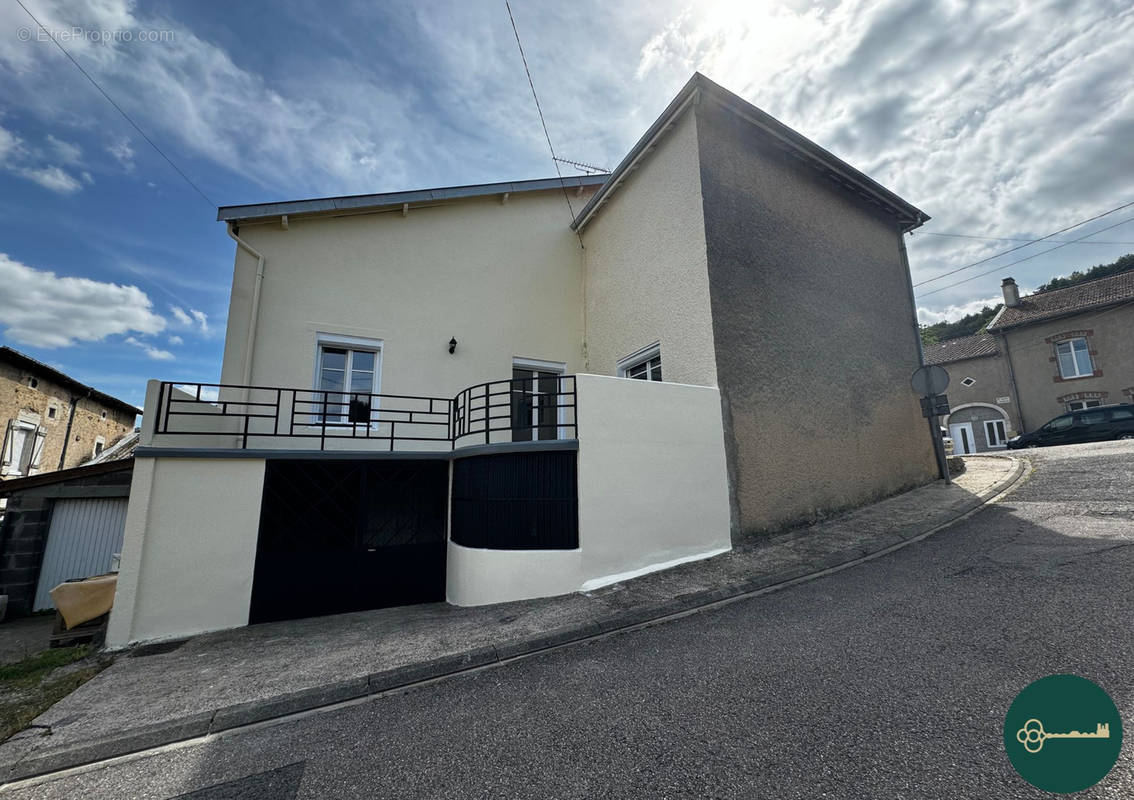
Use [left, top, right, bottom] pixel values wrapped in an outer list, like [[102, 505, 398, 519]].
[[915, 215, 1134, 298], [505, 1, 577, 226], [14, 0, 215, 208], [924, 232, 1134, 245], [912, 200, 1134, 287]]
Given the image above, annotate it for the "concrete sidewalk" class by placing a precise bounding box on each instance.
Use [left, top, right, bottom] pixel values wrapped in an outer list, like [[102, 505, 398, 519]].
[[0, 455, 1024, 784]]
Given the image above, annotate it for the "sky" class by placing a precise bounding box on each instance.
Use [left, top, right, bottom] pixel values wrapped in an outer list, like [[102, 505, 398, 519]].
[[0, 0, 1132, 407]]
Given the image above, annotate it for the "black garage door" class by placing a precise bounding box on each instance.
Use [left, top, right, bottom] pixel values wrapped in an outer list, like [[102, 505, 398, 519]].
[[249, 459, 448, 624]]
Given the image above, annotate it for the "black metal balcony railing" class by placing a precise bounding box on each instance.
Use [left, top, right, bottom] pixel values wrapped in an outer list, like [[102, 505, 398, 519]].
[[154, 375, 577, 451]]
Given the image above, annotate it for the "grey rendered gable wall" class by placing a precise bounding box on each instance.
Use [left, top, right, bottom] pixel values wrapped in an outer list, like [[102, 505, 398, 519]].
[[694, 101, 936, 536]]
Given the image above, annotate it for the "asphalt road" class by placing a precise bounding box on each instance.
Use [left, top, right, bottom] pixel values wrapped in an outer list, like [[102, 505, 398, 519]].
[[7, 441, 1133, 799]]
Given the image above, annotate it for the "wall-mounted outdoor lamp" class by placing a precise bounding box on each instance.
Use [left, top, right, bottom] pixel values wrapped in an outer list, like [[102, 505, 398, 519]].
[[448, 337, 458, 354]]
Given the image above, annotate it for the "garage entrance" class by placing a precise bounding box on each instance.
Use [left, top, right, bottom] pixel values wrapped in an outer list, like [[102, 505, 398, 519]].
[[249, 459, 448, 624]]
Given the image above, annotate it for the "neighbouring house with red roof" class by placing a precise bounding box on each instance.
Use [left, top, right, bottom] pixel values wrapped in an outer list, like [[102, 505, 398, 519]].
[[923, 271, 1134, 453]]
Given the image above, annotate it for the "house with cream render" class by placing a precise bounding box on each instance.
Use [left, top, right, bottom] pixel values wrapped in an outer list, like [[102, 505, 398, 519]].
[[108, 74, 937, 647]]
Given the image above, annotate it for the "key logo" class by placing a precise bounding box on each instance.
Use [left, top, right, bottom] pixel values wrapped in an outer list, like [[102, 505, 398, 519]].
[[1004, 674, 1122, 792]]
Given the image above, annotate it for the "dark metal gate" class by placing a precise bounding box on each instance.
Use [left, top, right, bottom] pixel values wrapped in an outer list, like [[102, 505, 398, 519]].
[[249, 459, 448, 624]]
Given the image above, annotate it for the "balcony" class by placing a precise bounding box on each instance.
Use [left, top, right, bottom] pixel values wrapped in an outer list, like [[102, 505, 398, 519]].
[[145, 375, 578, 453]]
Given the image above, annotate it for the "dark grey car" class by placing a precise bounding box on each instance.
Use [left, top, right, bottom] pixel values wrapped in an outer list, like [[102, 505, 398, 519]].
[[1008, 403, 1134, 448]]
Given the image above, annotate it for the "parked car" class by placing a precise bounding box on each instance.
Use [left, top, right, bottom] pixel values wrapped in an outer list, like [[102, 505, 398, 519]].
[[1007, 404, 1134, 449]]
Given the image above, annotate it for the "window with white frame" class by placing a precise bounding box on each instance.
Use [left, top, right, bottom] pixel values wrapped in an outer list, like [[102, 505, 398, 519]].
[[617, 342, 662, 382], [984, 419, 1007, 448], [314, 335, 382, 424], [1055, 337, 1093, 379], [1067, 398, 1102, 412]]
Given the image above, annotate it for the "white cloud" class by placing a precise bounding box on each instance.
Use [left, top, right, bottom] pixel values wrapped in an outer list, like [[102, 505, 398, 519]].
[[0, 252, 165, 347], [916, 295, 1004, 326], [0, 123, 84, 193], [15, 164, 82, 193], [168, 305, 208, 333], [107, 138, 134, 172], [167, 334, 183, 345], [0, 125, 20, 161], [124, 335, 174, 360], [46, 134, 81, 164]]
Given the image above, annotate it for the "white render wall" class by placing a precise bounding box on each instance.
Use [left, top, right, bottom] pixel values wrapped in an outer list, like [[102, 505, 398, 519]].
[[579, 109, 718, 387], [447, 374, 732, 605], [220, 189, 595, 400], [106, 457, 265, 647]]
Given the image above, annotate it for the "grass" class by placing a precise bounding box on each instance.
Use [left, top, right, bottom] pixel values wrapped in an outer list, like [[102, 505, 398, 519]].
[[0, 646, 113, 742]]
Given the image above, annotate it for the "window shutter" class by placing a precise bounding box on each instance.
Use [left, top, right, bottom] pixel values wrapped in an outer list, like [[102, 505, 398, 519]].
[[30, 426, 47, 469], [1, 420, 14, 468]]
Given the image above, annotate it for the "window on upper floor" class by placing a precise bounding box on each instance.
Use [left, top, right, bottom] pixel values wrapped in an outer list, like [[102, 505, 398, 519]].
[[1067, 398, 1102, 412], [1, 421, 45, 477], [1055, 337, 1092, 379], [617, 342, 662, 382], [315, 334, 382, 424]]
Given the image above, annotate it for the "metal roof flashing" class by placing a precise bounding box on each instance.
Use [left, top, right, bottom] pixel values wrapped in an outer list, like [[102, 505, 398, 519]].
[[216, 175, 610, 224]]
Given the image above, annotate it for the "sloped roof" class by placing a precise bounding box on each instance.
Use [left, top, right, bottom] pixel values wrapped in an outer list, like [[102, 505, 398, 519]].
[[923, 333, 999, 365], [217, 175, 609, 224], [0, 347, 139, 419], [987, 270, 1134, 331], [87, 430, 139, 465], [572, 73, 928, 233]]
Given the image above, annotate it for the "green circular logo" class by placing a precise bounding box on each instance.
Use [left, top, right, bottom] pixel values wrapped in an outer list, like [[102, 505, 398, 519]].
[[1004, 674, 1122, 793]]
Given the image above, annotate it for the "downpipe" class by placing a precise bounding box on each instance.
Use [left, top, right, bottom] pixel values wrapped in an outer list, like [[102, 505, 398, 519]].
[[226, 222, 265, 386]]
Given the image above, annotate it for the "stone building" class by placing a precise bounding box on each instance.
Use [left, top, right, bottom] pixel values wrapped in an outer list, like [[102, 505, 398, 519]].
[[1, 347, 138, 479], [923, 270, 1134, 452]]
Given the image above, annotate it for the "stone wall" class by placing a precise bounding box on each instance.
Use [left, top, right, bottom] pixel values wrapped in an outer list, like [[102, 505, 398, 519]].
[[0, 362, 136, 477]]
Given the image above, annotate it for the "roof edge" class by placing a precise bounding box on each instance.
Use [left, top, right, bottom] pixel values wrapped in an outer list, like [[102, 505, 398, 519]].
[[0, 347, 139, 418], [573, 72, 929, 233], [987, 297, 1134, 333], [217, 174, 610, 223]]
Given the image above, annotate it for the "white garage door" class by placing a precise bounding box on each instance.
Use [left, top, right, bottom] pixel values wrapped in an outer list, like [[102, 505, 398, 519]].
[[33, 498, 129, 612]]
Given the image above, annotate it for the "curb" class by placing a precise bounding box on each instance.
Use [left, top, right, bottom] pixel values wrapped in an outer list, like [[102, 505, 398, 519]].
[[1, 456, 1028, 786]]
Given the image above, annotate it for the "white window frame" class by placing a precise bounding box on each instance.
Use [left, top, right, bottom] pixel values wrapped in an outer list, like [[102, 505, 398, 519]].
[[1, 421, 45, 477], [1067, 398, 1102, 412], [93, 435, 107, 458], [310, 332, 384, 426], [511, 357, 568, 440], [983, 419, 1007, 448], [1055, 337, 1093, 379], [616, 341, 662, 382]]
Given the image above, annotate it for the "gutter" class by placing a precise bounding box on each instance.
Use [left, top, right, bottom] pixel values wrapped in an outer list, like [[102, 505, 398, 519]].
[[57, 389, 91, 470], [226, 223, 266, 386]]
